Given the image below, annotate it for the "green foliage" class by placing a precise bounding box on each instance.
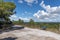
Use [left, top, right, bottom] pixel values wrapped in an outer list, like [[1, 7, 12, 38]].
[[19, 19, 24, 24], [0, 2, 16, 17], [0, 0, 16, 29], [13, 19, 60, 31], [0, 0, 2, 2], [29, 19, 35, 25], [13, 19, 24, 25]]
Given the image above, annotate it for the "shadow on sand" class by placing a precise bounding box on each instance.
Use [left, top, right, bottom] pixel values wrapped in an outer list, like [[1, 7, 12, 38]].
[[0, 27, 24, 34], [0, 37, 17, 40]]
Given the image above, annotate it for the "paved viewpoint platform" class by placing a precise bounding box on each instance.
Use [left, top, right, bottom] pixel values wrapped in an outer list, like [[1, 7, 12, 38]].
[[0, 27, 60, 40]]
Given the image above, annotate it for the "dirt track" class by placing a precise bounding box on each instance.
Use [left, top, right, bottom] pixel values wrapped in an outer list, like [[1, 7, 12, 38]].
[[0, 27, 60, 40]]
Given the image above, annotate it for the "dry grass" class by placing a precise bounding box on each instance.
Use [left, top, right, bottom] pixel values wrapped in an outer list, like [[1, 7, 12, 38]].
[[23, 25, 60, 34]]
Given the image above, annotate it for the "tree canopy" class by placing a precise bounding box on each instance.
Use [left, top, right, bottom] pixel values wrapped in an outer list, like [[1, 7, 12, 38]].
[[0, 0, 16, 21], [0, 0, 16, 29]]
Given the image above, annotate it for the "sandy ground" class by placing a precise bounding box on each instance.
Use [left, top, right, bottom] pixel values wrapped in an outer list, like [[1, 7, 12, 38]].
[[0, 27, 60, 40]]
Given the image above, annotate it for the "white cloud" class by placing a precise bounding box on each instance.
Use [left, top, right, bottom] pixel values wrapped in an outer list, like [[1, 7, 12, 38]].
[[9, 14, 19, 21], [33, 13, 40, 19], [24, 11, 32, 14], [19, 17, 30, 22], [44, 18, 49, 20], [10, 14, 17, 18], [10, 14, 30, 22], [33, 10, 50, 19], [33, 1, 60, 22], [25, 0, 38, 6], [18, 0, 38, 6], [19, 17, 30, 20], [40, 1, 60, 13], [18, 0, 23, 3], [24, 0, 38, 3]]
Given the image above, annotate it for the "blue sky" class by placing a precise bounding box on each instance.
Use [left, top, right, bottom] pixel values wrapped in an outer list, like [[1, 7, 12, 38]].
[[5, 0, 60, 22]]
